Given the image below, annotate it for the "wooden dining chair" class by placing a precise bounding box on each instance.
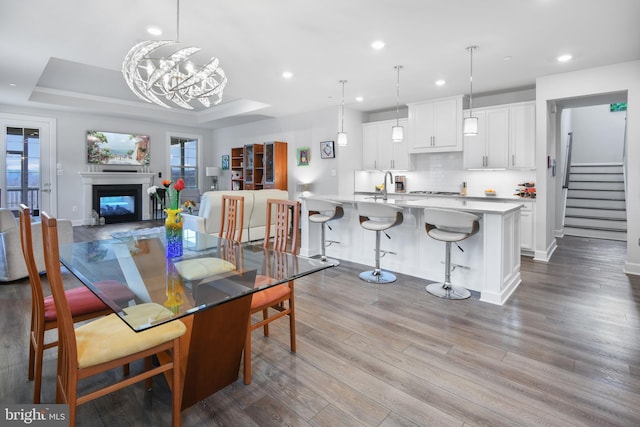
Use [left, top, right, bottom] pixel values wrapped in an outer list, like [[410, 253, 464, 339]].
[[219, 195, 245, 242], [18, 204, 135, 404], [40, 212, 186, 426], [244, 198, 300, 384]]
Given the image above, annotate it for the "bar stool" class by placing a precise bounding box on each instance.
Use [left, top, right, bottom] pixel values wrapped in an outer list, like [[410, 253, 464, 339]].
[[423, 208, 480, 300], [357, 202, 404, 283], [307, 199, 344, 264]]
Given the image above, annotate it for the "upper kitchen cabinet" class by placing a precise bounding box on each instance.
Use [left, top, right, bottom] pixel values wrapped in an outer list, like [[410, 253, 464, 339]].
[[362, 118, 410, 170], [509, 102, 536, 169], [463, 108, 509, 169], [408, 95, 463, 153], [463, 101, 535, 170]]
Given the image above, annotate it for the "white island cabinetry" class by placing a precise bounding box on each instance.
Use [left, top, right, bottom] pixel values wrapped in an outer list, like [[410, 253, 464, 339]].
[[300, 195, 522, 305], [408, 96, 463, 153]]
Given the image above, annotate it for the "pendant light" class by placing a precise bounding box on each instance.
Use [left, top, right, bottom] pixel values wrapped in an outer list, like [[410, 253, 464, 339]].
[[392, 65, 404, 142], [463, 46, 479, 136], [337, 80, 348, 146]]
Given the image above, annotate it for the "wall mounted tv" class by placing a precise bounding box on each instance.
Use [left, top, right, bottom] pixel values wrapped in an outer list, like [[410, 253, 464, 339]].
[[87, 131, 150, 165]]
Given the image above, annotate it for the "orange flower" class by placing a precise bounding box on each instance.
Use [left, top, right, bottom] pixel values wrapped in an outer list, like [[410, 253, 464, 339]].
[[162, 179, 172, 188]]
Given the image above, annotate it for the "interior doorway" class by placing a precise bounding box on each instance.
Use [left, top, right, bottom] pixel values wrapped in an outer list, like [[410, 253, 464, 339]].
[[554, 92, 628, 241]]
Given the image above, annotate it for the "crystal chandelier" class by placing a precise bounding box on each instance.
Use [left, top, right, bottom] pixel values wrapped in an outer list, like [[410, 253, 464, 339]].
[[121, 0, 227, 110]]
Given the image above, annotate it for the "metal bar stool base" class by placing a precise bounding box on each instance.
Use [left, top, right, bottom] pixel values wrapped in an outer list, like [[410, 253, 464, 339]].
[[317, 256, 341, 266], [426, 282, 471, 300], [359, 269, 397, 284]]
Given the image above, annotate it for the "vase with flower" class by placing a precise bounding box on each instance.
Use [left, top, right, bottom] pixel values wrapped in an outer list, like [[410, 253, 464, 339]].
[[183, 200, 196, 214], [147, 178, 186, 258]]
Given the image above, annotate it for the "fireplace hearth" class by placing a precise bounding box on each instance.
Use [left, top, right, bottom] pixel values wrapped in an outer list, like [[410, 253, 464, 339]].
[[92, 184, 142, 224]]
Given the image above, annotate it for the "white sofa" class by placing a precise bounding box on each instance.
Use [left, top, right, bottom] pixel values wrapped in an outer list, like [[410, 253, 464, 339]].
[[0, 208, 73, 282], [182, 189, 289, 242]]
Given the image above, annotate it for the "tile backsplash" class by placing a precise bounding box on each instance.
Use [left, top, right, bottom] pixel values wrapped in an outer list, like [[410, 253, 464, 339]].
[[355, 152, 536, 197]]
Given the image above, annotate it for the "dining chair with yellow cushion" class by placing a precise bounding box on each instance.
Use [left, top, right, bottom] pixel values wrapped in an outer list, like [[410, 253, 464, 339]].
[[40, 212, 186, 426], [219, 194, 245, 242], [244, 198, 300, 385], [18, 204, 135, 404]]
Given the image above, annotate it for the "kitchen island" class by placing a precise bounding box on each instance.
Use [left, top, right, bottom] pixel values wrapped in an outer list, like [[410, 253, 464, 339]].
[[300, 194, 523, 305]]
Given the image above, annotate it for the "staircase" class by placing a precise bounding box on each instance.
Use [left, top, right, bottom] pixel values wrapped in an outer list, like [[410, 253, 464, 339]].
[[564, 163, 626, 241]]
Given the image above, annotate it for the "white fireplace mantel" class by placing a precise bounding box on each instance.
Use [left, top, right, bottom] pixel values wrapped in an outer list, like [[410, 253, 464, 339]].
[[79, 172, 155, 225]]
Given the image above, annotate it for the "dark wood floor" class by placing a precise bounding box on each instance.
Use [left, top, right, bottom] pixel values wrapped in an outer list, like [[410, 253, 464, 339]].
[[1, 221, 639, 426]]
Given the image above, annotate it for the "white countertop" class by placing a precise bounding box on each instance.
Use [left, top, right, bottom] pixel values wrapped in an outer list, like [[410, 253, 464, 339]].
[[303, 194, 523, 214], [354, 191, 535, 202]]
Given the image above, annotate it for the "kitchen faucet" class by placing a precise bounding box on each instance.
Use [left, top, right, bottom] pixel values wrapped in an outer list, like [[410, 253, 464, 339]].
[[383, 171, 394, 201]]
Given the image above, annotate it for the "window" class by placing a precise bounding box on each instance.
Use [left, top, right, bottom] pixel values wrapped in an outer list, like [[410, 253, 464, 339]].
[[5, 127, 40, 212], [170, 136, 198, 188]]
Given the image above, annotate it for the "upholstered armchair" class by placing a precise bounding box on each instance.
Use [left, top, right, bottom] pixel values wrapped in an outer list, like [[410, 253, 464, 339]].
[[0, 208, 73, 282]]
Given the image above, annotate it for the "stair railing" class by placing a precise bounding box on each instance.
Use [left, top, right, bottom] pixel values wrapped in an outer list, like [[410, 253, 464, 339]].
[[562, 132, 573, 189]]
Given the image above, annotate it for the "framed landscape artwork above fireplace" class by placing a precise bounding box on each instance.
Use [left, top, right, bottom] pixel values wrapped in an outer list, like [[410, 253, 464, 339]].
[[87, 130, 150, 166]]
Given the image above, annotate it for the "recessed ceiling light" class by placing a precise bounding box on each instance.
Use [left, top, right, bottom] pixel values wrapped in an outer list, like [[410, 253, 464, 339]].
[[147, 26, 162, 36], [371, 40, 385, 50], [355, 96, 364, 102], [9, 83, 17, 87], [282, 71, 293, 79], [503, 55, 513, 61], [435, 80, 446, 86], [557, 54, 572, 62]]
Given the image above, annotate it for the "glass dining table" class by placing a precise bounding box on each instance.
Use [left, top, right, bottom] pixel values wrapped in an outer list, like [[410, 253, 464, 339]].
[[59, 228, 337, 409]]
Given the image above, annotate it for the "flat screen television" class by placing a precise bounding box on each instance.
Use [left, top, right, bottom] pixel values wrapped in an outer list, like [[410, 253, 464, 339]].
[[87, 130, 150, 165]]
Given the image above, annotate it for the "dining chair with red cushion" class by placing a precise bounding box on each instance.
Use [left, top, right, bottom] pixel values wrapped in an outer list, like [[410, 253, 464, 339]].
[[18, 204, 134, 403]]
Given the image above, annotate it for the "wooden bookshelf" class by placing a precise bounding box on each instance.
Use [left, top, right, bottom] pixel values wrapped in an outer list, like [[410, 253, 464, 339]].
[[230, 147, 244, 190]]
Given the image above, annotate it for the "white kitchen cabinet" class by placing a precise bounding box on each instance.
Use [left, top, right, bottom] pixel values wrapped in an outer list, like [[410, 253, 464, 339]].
[[362, 118, 410, 170], [510, 102, 536, 169], [463, 108, 509, 169], [463, 101, 535, 170], [520, 200, 535, 255], [408, 96, 463, 153]]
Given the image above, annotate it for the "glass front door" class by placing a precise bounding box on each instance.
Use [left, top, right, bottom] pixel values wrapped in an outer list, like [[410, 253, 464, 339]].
[[4, 126, 41, 215], [1, 114, 54, 216]]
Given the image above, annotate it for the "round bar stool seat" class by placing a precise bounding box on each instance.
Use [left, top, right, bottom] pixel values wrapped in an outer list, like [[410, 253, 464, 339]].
[[357, 202, 404, 284], [424, 208, 480, 300], [307, 199, 344, 264]]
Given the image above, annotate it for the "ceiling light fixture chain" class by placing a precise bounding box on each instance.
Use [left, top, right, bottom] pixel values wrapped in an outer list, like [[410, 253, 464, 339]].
[[463, 45, 479, 136], [337, 80, 348, 147], [121, 0, 227, 110], [391, 65, 404, 142]]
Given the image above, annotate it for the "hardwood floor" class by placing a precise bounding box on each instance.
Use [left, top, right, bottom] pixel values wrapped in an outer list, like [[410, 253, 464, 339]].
[[1, 221, 639, 426]]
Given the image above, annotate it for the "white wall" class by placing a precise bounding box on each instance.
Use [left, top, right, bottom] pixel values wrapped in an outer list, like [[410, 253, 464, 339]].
[[536, 60, 640, 271], [0, 104, 213, 224], [570, 104, 626, 164], [208, 106, 363, 199]]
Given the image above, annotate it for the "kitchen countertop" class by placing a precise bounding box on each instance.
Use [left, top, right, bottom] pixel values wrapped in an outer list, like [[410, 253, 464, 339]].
[[354, 191, 535, 202], [304, 194, 523, 215]]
